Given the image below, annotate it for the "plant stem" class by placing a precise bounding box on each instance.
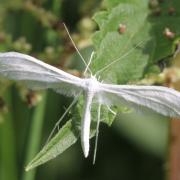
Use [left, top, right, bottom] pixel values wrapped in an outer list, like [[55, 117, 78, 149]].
[[22, 92, 47, 180], [0, 89, 18, 180], [167, 118, 180, 180]]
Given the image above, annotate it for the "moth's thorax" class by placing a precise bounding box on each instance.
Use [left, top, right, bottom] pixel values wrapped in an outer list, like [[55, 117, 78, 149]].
[[84, 76, 100, 93]]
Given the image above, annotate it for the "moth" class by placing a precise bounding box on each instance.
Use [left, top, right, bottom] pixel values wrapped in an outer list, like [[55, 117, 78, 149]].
[[1, 50, 180, 158], [0, 25, 180, 160]]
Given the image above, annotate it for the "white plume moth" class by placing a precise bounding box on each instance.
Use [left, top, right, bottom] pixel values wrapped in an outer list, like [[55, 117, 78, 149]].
[[0, 26, 180, 162]]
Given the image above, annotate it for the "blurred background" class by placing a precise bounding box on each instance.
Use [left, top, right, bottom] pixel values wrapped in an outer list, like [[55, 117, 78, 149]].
[[0, 0, 176, 180]]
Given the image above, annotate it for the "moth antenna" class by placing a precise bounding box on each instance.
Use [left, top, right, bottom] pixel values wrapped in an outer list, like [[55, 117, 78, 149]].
[[95, 40, 146, 76], [63, 23, 92, 75], [45, 94, 80, 145], [93, 104, 102, 164], [84, 51, 94, 76]]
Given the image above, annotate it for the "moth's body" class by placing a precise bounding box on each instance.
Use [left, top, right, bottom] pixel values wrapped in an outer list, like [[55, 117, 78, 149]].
[[1, 52, 180, 159], [81, 76, 100, 157]]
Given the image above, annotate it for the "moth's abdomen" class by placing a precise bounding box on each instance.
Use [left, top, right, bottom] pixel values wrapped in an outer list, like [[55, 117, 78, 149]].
[[81, 90, 94, 157]]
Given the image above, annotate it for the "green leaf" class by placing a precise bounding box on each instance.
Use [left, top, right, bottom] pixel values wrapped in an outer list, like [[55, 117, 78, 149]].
[[149, 12, 180, 61], [92, 0, 180, 83], [92, 2, 151, 84], [25, 120, 79, 171]]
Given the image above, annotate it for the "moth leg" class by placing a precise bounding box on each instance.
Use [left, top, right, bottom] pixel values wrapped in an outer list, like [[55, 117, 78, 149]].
[[106, 105, 116, 115], [93, 103, 102, 164], [45, 94, 79, 145]]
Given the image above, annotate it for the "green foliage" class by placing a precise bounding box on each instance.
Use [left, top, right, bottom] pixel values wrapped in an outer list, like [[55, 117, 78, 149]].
[[0, 0, 180, 179], [92, 1, 150, 83]]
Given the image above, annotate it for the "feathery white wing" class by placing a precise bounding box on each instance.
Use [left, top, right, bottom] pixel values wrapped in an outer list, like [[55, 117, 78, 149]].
[[0, 52, 85, 96], [99, 83, 180, 118]]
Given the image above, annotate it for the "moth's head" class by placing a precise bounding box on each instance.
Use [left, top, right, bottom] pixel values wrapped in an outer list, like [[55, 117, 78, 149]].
[[83, 72, 91, 79], [84, 74, 97, 82], [89, 74, 100, 84]]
